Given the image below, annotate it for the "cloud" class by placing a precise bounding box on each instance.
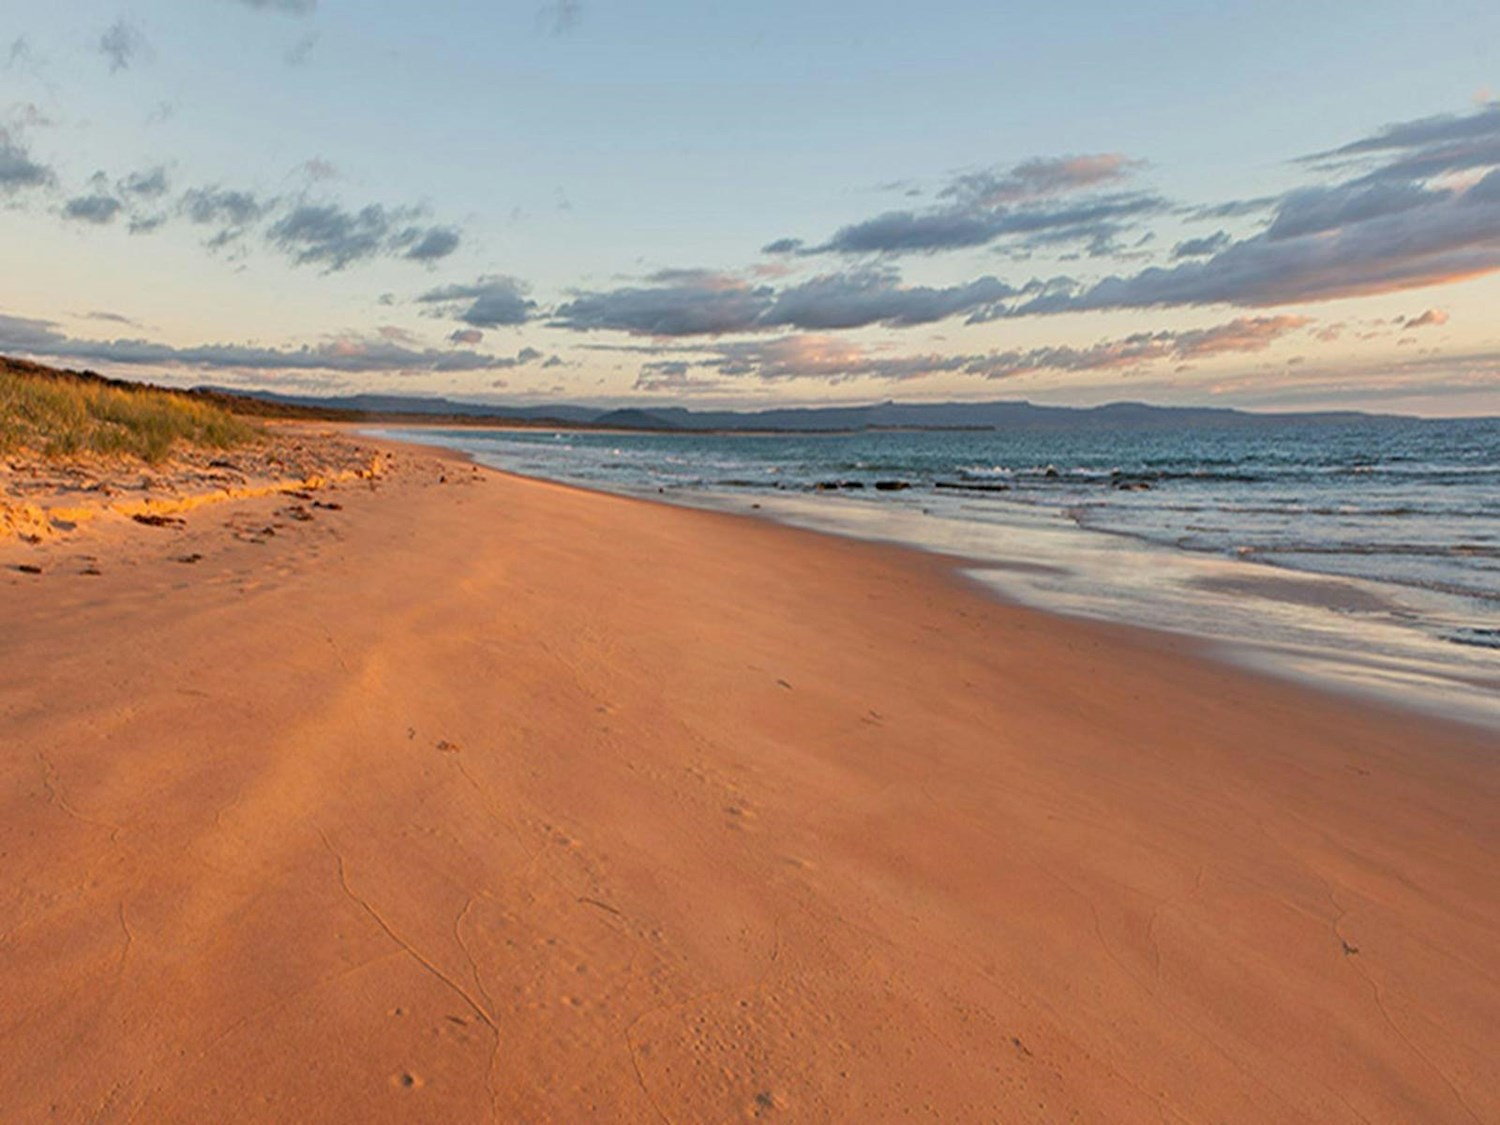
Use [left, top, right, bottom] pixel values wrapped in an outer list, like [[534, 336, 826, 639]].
[[63, 194, 123, 224], [763, 270, 1015, 330], [769, 152, 1157, 258], [1003, 173, 1500, 316], [418, 276, 536, 327], [1402, 308, 1449, 329], [0, 127, 53, 192], [300, 157, 338, 181], [552, 268, 1014, 337], [1265, 181, 1442, 240], [265, 203, 460, 270], [0, 311, 512, 374], [1301, 104, 1500, 194], [267, 203, 397, 269], [449, 328, 484, 345], [397, 225, 461, 262], [1172, 231, 1231, 259], [807, 193, 1164, 256], [538, 0, 582, 35], [939, 154, 1139, 207], [626, 315, 1310, 391], [180, 186, 275, 247], [99, 20, 149, 73], [119, 166, 170, 198], [553, 272, 768, 335]]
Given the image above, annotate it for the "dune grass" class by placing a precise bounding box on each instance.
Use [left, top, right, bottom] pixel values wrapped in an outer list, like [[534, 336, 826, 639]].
[[1, 366, 260, 464]]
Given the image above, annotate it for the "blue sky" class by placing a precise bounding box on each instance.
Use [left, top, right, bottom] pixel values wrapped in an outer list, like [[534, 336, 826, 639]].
[[2, 0, 1499, 414]]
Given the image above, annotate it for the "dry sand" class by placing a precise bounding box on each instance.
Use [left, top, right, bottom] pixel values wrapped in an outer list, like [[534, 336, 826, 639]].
[[1, 432, 1495, 1122]]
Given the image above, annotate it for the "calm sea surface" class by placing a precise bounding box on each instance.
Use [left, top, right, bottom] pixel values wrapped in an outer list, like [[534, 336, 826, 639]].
[[385, 418, 1500, 728]]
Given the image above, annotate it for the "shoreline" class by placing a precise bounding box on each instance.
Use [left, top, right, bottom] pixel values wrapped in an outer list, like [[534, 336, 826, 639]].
[[2, 430, 1496, 1121], [375, 424, 1500, 733]]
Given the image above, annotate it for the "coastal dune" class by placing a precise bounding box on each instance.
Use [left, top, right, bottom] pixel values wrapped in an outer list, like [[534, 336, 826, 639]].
[[1, 437, 1495, 1122]]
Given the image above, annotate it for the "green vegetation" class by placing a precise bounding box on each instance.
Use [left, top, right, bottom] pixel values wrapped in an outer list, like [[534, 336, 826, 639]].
[[1, 361, 260, 463]]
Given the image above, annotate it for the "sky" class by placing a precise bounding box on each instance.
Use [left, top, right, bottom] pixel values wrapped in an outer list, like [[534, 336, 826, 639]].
[[2, 1, 1500, 416]]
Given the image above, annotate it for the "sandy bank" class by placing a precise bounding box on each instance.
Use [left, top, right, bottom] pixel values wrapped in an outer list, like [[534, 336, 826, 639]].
[[0, 434, 1495, 1122]]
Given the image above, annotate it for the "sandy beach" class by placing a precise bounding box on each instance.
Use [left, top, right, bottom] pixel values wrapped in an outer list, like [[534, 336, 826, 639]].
[[1, 429, 1495, 1123]]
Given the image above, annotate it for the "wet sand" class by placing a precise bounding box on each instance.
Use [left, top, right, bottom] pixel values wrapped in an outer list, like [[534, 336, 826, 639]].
[[1, 433, 1495, 1122]]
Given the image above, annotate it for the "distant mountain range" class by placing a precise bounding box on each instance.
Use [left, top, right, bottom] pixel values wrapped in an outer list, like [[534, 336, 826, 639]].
[[200, 386, 1395, 432]]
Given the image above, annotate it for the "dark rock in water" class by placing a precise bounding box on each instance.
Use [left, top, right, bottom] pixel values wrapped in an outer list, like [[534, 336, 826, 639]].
[[935, 481, 1010, 492], [874, 480, 911, 491], [1113, 479, 1152, 491], [1043, 466, 1060, 479], [841, 481, 865, 489]]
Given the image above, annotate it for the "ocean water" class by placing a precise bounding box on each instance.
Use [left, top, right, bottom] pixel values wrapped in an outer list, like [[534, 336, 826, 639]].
[[384, 418, 1500, 728]]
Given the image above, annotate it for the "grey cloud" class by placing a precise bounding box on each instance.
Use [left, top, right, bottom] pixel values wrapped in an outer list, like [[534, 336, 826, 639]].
[[181, 186, 272, 228], [553, 268, 1014, 337], [806, 192, 1165, 256], [63, 194, 123, 224], [773, 151, 1156, 258], [1184, 196, 1279, 221], [267, 203, 397, 269], [1315, 103, 1500, 160], [450, 328, 484, 345], [119, 166, 170, 198], [265, 204, 461, 270], [99, 20, 149, 73], [1308, 104, 1500, 186], [1004, 174, 1500, 316], [1265, 181, 1442, 240], [0, 128, 52, 191], [553, 274, 770, 335], [179, 186, 274, 248], [418, 276, 536, 327], [396, 225, 461, 262], [763, 271, 1014, 330], [940, 154, 1138, 207], [0, 312, 510, 374], [1172, 231, 1231, 259]]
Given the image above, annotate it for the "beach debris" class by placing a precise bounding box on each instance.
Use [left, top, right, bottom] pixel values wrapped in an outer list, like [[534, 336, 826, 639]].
[[1341, 940, 1360, 956], [15, 563, 42, 574], [436, 739, 461, 753], [174, 553, 203, 564], [283, 506, 313, 522], [282, 489, 314, 501], [131, 513, 185, 527], [776, 678, 792, 690], [312, 500, 342, 511]]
